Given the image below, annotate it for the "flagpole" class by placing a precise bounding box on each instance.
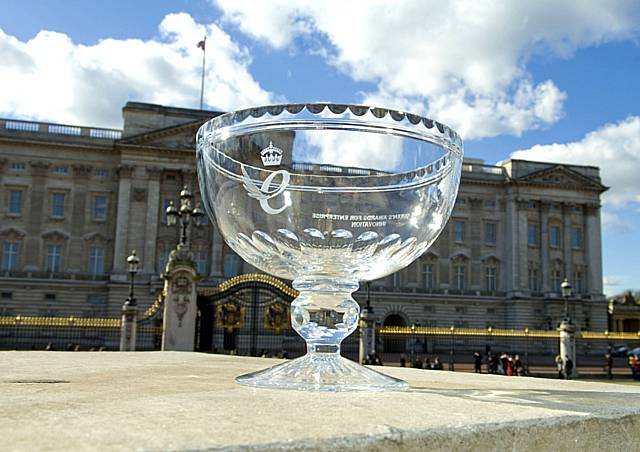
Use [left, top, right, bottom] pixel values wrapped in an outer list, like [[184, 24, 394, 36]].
[[199, 37, 206, 110]]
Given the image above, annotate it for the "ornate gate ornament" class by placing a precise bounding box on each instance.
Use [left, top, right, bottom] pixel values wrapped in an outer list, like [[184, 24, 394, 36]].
[[216, 301, 245, 333], [264, 301, 290, 334]]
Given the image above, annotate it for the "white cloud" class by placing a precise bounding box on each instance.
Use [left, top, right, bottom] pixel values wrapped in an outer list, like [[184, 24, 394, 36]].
[[0, 13, 277, 128], [511, 116, 640, 207], [215, 0, 640, 139], [297, 128, 404, 171], [603, 275, 624, 289], [601, 209, 632, 233]]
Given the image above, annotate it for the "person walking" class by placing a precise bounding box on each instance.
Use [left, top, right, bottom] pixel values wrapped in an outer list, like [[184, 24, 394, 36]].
[[400, 353, 406, 367], [514, 354, 524, 376], [555, 354, 563, 379], [473, 351, 482, 373], [564, 355, 573, 380], [606, 353, 613, 380]]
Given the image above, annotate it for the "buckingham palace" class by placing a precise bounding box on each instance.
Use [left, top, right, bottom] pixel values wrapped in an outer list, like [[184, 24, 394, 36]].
[[0, 102, 608, 332]]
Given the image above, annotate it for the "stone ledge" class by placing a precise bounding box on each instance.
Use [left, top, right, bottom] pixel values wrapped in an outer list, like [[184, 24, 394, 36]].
[[1, 352, 639, 451]]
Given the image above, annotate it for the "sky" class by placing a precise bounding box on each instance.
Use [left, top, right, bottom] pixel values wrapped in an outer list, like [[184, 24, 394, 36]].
[[0, 0, 638, 294]]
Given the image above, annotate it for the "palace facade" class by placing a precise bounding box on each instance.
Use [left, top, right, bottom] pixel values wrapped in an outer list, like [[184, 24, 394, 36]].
[[0, 102, 608, 331]]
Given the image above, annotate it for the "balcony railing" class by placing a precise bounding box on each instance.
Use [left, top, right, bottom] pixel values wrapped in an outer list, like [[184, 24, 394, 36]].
[[461, 163, 504, 175], [0, 118, 122, 140], [0, 270, 109, 281]]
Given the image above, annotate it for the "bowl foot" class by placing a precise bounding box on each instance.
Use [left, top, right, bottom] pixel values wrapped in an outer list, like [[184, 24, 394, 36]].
[[236, 353, 409, 392]]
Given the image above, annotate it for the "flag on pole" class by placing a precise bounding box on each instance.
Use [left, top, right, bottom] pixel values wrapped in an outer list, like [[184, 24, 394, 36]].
[[198, 36, 207, 109]]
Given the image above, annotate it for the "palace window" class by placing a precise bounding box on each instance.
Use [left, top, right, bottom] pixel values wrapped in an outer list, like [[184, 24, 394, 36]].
[[10, 162, 25, 171], [484, 222, 496, 244], [223, 254, 242, 278], [95, 168, 110, 177], [454, 221, 465, 242], [46, 245, 62, 272], [8, 190, 23, 215], [53, 166, 68, 174], [550, 225, 561, 248], [51, 193, 65, 218], [88, 246, 105, 275], [195, 246, 208, 275], [571, 227, 583, 249], [455, 265, 466, 290], [157, 249, 168, 273], [93, 195, 108, 220], [527, 223, 539, 246], [573, 270, 584, 294], [485, 266, 497, 291], [484, 200, 495, 208], [2, 242, 18, 271], [528, 267, 539, 292], [423, 263, 434, 289], [552, 270, 562, 292]]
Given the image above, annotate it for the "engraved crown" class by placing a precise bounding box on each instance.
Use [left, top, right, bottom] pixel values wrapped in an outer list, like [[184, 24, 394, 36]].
[[260, 141, 283, 166]]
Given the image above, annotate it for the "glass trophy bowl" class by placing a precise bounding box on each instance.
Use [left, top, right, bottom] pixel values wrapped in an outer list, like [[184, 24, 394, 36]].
[[196, 103, 463, 391]]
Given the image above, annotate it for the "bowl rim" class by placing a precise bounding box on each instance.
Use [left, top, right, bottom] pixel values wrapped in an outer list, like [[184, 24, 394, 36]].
[[197, 102, 463, 154]]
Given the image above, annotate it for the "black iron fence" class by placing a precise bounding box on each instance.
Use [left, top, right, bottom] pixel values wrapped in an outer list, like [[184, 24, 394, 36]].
[[376, 326, 640, 375], [0, 291, 164, 351]]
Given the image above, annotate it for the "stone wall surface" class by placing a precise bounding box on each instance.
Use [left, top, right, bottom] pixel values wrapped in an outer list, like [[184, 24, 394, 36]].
[[1, 352, 639, 451]]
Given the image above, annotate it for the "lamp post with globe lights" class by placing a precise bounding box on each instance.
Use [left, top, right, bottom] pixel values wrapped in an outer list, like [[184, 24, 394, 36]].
[[120, 250, 140, 351], [165, 186, 204, 247], [161, 186, 204, 351]]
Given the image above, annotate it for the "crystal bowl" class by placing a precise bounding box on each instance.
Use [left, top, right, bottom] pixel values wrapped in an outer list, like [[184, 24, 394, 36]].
[[197, 103, 463, 391]]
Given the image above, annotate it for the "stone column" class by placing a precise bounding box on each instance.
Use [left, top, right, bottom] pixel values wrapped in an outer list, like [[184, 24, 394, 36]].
[[24, 160, 50, 271], [585, 204, 603, 295], [143, 167, 162, 275], [504, 196, 518, 294], [162, 245, 199, 351], [517, 200, 529, 291], [540, 202, 550, 293], [68, 164, 92, 273], [559, 320, 576, 378], [469, 198, 482, 289], [112, 165, 134, 273], [0, 158, 6, 199], [562, 203, 573, 280], [119, 300, 138, 351]]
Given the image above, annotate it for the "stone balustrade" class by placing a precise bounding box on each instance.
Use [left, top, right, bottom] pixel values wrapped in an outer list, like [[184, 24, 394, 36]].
[[0, 118, 122, 140]]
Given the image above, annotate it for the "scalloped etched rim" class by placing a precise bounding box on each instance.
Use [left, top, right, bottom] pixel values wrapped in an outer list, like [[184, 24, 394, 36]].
[[198, 102, 463, 153]]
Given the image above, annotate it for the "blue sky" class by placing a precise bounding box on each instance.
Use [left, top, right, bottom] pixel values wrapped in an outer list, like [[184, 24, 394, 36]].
[[1, 0, 638, 294]]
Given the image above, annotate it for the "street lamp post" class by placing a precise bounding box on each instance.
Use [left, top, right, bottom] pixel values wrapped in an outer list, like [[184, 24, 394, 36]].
[[166, 186, 204, 247], [126, 250, 140, 306], [558, 277, 576, 378], [449, 325, 455, 371], [359, 282, 376, 364], [120, 250, 140, 351], [561, 277, 572, 323]]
